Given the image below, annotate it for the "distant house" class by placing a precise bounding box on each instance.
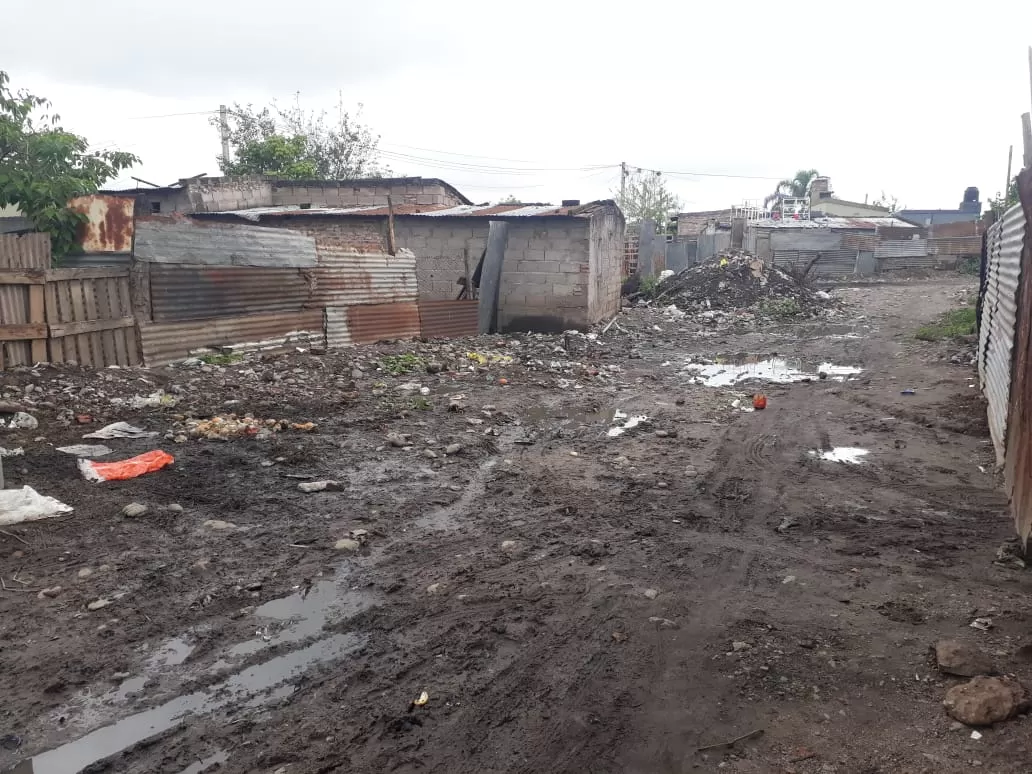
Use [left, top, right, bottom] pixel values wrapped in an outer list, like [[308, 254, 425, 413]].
[[808, 177, 891, 218], [898, 187, 982, 227], [101, 175, 472, 215], [675, 208, 733, 237]]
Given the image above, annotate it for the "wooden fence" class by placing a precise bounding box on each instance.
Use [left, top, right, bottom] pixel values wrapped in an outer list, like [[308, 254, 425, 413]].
[[0, 268, 140, 368]]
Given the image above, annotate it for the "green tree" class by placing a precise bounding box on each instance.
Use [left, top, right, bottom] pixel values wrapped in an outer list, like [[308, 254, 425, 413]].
[[763, 168, 820, 210], [215, 96, 387, 180], [615, 169, 681, 228], [0, 71, 139, 258], [989, 177, 1019, 217]]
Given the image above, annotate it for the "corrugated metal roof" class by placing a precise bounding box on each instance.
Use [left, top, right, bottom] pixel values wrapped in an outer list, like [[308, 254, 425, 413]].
[[135, 216, 319, 267], [750, 216, 918, 230], [0, 233, 50, 269], [196, 200, 616, 222]]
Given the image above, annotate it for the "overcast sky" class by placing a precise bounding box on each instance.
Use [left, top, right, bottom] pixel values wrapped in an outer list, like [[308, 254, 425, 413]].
[[5, 0, 1031, 212]]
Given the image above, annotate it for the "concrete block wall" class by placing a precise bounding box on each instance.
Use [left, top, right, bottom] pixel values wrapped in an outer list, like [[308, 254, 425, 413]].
[[394, 219, 490, 300], [262, 217, 386, 253], [587, 208, 624, 322], [271, 180, 462, 208], [188, 178, 274, 213]]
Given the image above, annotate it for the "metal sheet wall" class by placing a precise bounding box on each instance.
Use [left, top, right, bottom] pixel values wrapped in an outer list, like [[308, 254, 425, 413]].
[[0, 233, 50, 269], [140, 310, 325, 365], [309, 246, 417, 306], [979, 203, 1025, 463], [874, 239, 928, 258], [135, 217, 318, 267], [68, 195, 134, 253], [772, 249, 857, 276], [325, 303, 421, 348], [149, 264, 310, 322], [418, 300, 479, 339], [770, 229, 844, 251]]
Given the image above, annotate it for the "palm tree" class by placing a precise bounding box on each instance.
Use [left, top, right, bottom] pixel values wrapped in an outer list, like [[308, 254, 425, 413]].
[[763, 169, 820, 210]]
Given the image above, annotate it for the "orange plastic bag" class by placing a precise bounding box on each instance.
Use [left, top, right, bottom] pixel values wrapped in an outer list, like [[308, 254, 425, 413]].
[[752, 394, 768, 410], [78, 450, 175, 483]]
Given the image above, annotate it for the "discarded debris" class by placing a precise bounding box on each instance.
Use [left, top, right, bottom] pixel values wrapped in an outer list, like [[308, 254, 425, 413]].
[[970, 617, 993, 632], [297, 481, 342, 493], [83, 422, 157, 440], [413, 691, 429, 707], [607, 410, 649, 438], [752, 393, 768, 410], [78, 450, 175, 483], [57, 444, 114, 458], [2, 412, 38, 431], [0, 486, 74, 526], [185, 415, 308, 441], [0, 447, 24, 458], [466, 351, 513, 367], [121, 503, 149, 518], [696, 728, 764, 752], [112, 390, 178, 409]]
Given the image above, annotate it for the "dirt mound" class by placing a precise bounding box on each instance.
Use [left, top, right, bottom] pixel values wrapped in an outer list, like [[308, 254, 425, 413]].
[[647, 252, 831, 315]]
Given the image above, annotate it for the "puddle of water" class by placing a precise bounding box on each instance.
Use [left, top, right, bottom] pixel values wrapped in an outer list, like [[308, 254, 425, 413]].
[[178, 749, 229, 774], [811, 447, 869, 464], [683, 356, 861, 387], [607, 410, 649, 438], [524, 404, 612, 425], [11, 634, 363, 774]]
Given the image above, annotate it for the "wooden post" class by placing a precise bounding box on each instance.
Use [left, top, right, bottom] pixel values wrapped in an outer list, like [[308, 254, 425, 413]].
[[386, 195, 397, 256]]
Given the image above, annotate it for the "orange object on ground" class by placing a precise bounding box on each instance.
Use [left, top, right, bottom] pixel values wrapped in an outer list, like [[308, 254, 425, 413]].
[[752, 394, 768, 410], [78, 450, 175, 482], [498, 378, 509, 385]]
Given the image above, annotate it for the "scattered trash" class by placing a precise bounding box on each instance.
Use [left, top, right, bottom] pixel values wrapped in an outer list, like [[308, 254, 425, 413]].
[[810, 447, 869, 464], [86, 599, 111, 612], [3, 412, 38, 430], [203, 519, 236, 531], [696, 728, 764, 752], [607, 409, 649, 438], [643, 588, 659, 600], [78, 450, 175, 483], [971, 730, 983, 740], [648, 616, 679, 629], [84, 422, 157, 440], [0, 486, 74, 526], [334, 538, 361, 552], [413, 691, 429, 707], [75, 414, 92, 425], [498, 377, 509, 385], [0, 733, 22, 751], [466, 351, 513, 367], [56, 444, 113, 458], [752, 394, 768, 410], [970, 617, 993, 632], [0, 447, 24, 457], [901, 389, 916, 396], [776, 517, 798, 533], [297, 481, 342, 493], [685, 358, 861, 388], [121, 503, 149, 518], [112, 391, 178, 409], [185, 416, 311, 441]]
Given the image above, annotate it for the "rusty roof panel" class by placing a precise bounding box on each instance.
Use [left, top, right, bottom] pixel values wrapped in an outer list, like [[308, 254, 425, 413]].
[[418, 299, 479, 339], [140, 310, 325, 365], [135, 215, 318, 267], [150, 264, 311, 322], [308, 246, 417, 307], [0, 232, 51, 269], [347, 302, 421, 345], [69, 194, 134, 253]]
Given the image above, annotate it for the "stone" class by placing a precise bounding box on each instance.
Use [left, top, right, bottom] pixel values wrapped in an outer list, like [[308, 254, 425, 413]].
[[87, 599, 111, 611], [944, 676, 1028, 726], [37, 586, 62, 599], [297, 480, 342, 493], [334, 538, 361, 552], [203, 519, 236, 531], [426, 362, 444, 374], [121, 503, 148, 518], [386, 432, 411, 448], [648, 616, 679, 629], [500, 540, 519, 551], [732, 641, 750, 652], [77, 568, 93, 579], [445, 443, 462, 455], [426, 583, 443, 594], [684, 467, 698, 477], [644, 588, 659, 600], [935, 639, 995, 677], [166, 503, 184, 514], [422, 449, 438, 459]]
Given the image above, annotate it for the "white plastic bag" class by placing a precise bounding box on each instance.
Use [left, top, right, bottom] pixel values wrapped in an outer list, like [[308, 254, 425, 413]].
[[0, 486, 73, 526]]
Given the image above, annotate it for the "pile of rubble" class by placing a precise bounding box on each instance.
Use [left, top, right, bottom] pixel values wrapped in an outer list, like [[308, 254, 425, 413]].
[[643, 252, 835, 317]]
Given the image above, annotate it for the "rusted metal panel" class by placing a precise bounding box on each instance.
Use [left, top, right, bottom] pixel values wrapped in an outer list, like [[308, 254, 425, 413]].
[[346, 302, 420, 345], [135, 216, 318, 267], [980, 203, 1025, 464], [418, 300, 479, 339], [877, 254, 943, 271], [772, 249, 857, 276], [139, 310, 325, 365], [0, 233, 50, 269], [309, 246, 417, 306], [1004, 168, 1032, 544], [928, 236, 982, 256], [68, 194, 134, 253], [149, 264, 310, 322], [841, 232, 880, 251], [874, 239, 928, 259]]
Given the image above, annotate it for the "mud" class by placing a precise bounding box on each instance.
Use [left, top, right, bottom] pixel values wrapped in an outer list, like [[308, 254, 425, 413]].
[[2, 278, 1031, 773]]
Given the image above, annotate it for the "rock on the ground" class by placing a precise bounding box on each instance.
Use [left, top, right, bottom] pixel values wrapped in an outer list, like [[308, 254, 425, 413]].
[[943, 676, 1029, 726], [121, 503, 149, 518], [386, 432, 411, 448], [935, 639, 995, 677], [648, 616, 679, 629], [644, 588, 659, 600], [203, 519, 236, 531], [297, 480, 342, 493], [87, 599, 111, 611], [445, 443, 462, 455], [37, 586, 62, 599], [334, 538, 361, 552]]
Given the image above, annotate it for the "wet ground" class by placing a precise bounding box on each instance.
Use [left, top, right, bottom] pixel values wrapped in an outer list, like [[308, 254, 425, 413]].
[[2, 277, 1031, 773]]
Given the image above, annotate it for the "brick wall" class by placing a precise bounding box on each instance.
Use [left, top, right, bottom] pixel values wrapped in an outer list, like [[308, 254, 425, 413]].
[[271, 180, 463, 208]]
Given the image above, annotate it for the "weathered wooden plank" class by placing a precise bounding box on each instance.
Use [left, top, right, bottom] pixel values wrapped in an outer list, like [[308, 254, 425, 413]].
[[0, 270, 46, 285], [45, 280, 63, 363], [117, 276, 141, 364], [102, 278, 125, 364], [68, 280, 92, 367], [82, 279, 105, 366], [129, 260, 152, 321], [0, 323, 49, 340], [27, 284, 46, 363], [96, 279, 118, 365], [45, 268, 128, 281], [49, 316, 135, 338], [57, 280, 77, 364]]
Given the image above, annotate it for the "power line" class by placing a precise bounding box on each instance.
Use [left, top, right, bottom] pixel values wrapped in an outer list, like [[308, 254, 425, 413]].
[[380, 141, 538, 164], [127, 109, 220, 120]]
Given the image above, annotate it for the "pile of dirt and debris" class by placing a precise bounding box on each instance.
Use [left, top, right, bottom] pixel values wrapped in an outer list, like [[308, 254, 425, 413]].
[[643, 252, 835, 316]]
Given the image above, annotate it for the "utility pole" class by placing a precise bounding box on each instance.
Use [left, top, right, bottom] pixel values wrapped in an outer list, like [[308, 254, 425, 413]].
[[1005, 145, 1013, 204], [620, 162, 627, 206], [219, 104, 231, 164]]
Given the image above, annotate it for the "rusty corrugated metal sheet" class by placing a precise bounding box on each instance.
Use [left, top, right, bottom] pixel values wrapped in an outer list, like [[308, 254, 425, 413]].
[[841, 233, 880, 251], [980, 202, 1025, 464], [347, 302, 420, 345], [309, 246, 417, 306], [773, 249, 857, 276], [135, 216, 318, 267], [874, 239, 928, 258], [0, 233, 50, 269], [1005, 168, 1032, 545], [69, 194, 134, 253], [139, 310, 325, 365], [928, 236, 982, 256], [418, 300, 479, 339], [149, 264, 311, 322]]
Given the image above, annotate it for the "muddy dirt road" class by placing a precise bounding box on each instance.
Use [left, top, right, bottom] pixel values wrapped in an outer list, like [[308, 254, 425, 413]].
[[2, 277, 1031, 774]]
